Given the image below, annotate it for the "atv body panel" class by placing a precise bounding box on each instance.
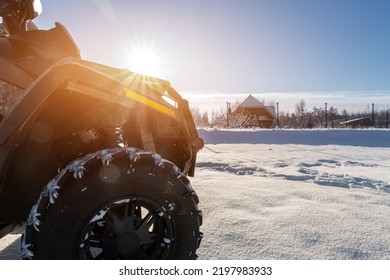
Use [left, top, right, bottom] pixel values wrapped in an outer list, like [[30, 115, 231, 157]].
[[0, 10, 203, 246]]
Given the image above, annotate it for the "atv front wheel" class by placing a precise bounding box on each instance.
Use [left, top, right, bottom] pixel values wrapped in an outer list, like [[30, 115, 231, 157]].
[[22, 147, 202, 259]]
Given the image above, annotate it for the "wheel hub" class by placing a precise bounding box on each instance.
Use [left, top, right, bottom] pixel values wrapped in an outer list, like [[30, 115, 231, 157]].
[[118, 232, 139, 254], [77, 196, 174, 259]]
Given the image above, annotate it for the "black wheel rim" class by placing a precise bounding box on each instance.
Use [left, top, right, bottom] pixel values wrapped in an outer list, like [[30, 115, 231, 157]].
[[76, 197, 173, 259]]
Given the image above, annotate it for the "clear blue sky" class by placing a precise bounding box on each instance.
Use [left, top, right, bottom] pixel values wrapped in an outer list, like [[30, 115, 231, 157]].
[[34, 0, 390, 94]]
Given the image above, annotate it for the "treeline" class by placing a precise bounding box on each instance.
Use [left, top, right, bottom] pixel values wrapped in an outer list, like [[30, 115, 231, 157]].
[[279, 99, 389, 128], [191, 99, 390, 128]]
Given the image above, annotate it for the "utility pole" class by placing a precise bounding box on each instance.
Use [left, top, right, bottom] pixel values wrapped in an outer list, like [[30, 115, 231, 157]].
[[226, 102, 231, 128], [386, 110, 389, 128], [372, 103, 375, 127], [325, 103, 328, 128], [276, 102, 279, 126]]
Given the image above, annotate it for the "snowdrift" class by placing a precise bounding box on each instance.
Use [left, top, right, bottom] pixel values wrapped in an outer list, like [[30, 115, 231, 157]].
[[2, 129, 390, 259]]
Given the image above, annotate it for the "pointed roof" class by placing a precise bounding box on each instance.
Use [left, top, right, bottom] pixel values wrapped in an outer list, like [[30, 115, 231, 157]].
[[266, 106, 276, 117], [237, 95, 276, 118], [238, 95, 265, 108]]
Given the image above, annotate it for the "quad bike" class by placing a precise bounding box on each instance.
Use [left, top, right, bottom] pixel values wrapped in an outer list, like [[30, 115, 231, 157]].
[[0, 0, 203, 259]]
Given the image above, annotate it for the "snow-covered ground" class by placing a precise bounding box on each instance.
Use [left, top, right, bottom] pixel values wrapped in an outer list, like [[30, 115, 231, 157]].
[[1, 129, 390, 259]]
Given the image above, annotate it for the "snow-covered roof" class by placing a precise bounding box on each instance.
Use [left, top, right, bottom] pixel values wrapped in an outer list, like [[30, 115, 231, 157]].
[[238, 95, 265, 108], [340, 117, 371, 125], [266, 106, 276, 117]]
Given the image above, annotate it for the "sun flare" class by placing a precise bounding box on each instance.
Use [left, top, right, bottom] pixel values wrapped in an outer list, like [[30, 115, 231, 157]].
[[127, 46, 163, 77]]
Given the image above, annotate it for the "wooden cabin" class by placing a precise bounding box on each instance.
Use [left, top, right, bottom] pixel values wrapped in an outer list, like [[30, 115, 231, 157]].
[[233, 95, 276, 128]]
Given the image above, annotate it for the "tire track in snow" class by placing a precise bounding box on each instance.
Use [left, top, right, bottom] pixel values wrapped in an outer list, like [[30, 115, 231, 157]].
[[196, 159, 390, 193]]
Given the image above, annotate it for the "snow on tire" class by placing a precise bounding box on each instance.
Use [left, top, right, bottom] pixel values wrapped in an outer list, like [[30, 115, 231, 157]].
[[22, 147, 202, 259]]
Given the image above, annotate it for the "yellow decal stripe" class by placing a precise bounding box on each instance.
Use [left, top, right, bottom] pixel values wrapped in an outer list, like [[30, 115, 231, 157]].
[[125, 88, 176, 118]]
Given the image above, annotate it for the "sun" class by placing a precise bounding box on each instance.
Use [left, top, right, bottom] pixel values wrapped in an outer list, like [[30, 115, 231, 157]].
[[127, 45, 163, 77]]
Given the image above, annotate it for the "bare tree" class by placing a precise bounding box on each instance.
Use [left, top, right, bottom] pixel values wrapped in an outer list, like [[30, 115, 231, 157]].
[[295, 99, 307, 127], [211, 107, 227, 127], [201, 112, 209, 127], [295, 99, 306, 116], [190, 106, 201, 127]]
